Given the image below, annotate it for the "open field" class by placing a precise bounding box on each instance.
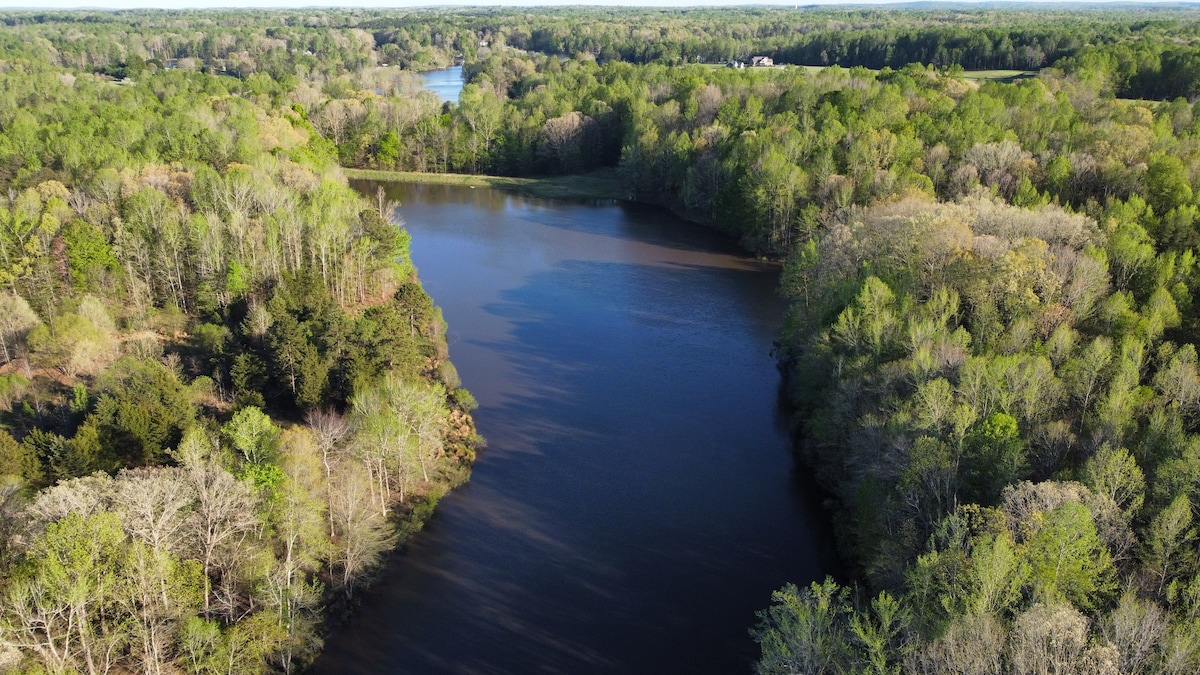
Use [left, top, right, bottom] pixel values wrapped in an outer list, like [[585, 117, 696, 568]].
[[960, 69, 1037, 83], [702, 62, 1036, 82]]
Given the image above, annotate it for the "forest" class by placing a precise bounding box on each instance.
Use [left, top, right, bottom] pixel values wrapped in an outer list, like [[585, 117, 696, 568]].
[[0, 11, 481, 674], [6, 4, 1200, 673]]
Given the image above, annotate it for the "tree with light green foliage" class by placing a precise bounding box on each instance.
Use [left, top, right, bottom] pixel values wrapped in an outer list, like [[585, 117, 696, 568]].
[[1024, 501, 1117, 611], [752, 577, 852, 675], [223, 407, 280, 467], [1145, 494, 1196, 597], [1, 512, 128, 674]]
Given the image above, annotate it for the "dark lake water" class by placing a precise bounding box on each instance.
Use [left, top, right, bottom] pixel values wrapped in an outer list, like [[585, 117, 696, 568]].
[[315, 182, 831, 674], [422, 65, 464, 103]]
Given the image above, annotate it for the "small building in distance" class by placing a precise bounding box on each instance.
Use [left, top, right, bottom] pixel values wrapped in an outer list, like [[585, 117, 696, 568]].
[[726, 60, 745, 68], [750, 56, 774, 67]]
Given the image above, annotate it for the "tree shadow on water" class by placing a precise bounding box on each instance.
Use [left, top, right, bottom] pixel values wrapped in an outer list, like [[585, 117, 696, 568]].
[[314, 257, 826, 675]]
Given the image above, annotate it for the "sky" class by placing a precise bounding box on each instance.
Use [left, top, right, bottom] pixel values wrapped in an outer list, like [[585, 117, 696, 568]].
[[0, 0, 1158, 9], [5, 0, 869, 7]]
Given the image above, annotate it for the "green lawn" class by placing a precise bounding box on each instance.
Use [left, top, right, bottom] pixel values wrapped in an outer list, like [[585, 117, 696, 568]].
[[960, 69, 1037, 83]]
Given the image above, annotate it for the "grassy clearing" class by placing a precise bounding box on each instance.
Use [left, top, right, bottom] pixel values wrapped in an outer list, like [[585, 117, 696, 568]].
[[702, 63, 1036, 82], [960, 69, 1036, 83], [343, 168, 628, 201]]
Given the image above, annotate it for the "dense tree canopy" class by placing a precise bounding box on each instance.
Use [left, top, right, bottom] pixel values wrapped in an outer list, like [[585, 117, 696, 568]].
[[0, 11, 479, 673], [7, 4, 1200, 672]]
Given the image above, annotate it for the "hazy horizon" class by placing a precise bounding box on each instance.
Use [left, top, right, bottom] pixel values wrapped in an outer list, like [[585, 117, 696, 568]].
[[0, 0, 1178, 10]]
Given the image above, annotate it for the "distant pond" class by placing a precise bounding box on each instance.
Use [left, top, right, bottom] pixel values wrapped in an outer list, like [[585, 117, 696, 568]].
[[421, 65, 464, 103]]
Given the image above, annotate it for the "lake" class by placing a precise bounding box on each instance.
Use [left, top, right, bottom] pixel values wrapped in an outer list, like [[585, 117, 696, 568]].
[[314, 182, 831, 674], [422, 65, 464, 103]]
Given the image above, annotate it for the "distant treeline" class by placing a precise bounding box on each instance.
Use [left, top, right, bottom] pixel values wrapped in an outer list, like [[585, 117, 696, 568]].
[[5, 6, 1200, 98]]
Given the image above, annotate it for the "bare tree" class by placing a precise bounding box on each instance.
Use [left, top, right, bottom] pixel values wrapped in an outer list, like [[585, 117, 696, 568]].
[[538, 111, 601, 173], [28, 472, 116, 524], [1008, 601, 1118, 675], [112, 467, 196, 555], [0, 293, 39, 364], [1099, 591, 1166, 675], [374, 185, 400, 222], [314, 99, 365, 147], [306, 408, 350, 536], [175, 428, 259, 617], [905, 613, 1005, 675], [327, 462, 396, 598]]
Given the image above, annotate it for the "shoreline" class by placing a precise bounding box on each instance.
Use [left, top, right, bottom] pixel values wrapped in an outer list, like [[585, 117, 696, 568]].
[[343, 168, 629, 202], [344, 167, 748, 256]]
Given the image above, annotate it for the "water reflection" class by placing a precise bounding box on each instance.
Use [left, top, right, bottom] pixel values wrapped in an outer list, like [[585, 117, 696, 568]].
[[315, 182, 828, 674], [421, 65, 464, 103]]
